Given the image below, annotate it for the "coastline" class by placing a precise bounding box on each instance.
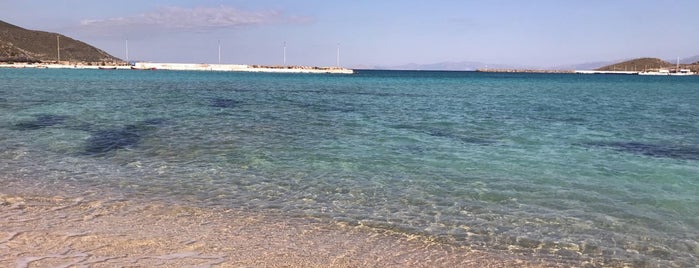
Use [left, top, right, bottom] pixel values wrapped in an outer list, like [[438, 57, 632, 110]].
[[0, 185, 558, 267], [0, 62, 354, 74], [475, 68, 574, 74]]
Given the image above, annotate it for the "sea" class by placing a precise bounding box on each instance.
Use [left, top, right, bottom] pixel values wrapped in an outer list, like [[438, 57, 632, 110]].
[[1, 69, 697, 266]]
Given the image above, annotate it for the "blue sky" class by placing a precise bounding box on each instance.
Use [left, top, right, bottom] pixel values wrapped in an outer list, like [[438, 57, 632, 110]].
[[2, 0, 698, 67]]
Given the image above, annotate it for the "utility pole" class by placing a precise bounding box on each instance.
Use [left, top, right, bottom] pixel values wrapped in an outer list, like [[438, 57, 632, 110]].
[[126, 39, 129, 63], [56, 35, 60, 62]]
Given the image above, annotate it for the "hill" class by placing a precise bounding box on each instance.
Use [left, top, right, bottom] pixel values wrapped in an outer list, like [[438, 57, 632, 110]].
[[679, 55, 699, 64], [596, 58, 672, 72], [0, 20, 121, 63]]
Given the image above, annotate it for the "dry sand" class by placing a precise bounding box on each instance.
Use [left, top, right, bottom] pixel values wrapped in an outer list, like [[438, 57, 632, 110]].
[[0, 190, 569, 267]]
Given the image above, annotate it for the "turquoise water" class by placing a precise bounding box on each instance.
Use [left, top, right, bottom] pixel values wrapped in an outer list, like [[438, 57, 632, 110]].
[[1, 69, 698, 266]]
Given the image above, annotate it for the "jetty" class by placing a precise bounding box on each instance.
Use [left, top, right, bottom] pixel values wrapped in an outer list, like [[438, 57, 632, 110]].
[[476, 68, 574, 74], [574, 70, 639, 75], [0, 62, 354, 74], [131, 62, 353, 74]]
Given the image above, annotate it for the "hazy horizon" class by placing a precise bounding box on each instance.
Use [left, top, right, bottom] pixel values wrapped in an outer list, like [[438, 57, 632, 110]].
[[2, 1, 698, 68]]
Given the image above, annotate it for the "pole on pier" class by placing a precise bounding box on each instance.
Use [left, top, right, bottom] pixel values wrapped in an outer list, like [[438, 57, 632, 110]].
[[56, 35, 60, 62]]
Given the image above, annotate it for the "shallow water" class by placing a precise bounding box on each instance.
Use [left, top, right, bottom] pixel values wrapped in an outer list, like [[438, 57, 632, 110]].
[[1, 69, 698, 266]]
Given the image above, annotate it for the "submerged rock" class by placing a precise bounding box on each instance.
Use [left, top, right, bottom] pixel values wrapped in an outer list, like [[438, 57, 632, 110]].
[[83, 125, 142, 155], [587, 141, 699, 161], [81, 118, 167, 156], [141, 118, 168, 126], [12, 114, 68, 130], [425, 127, 496, 145], [210, 98, 238, 108]]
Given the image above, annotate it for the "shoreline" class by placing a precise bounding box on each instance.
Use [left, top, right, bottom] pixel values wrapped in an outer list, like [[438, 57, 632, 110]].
[[0, 187, 561, 267], [0, 62, 354, 74]]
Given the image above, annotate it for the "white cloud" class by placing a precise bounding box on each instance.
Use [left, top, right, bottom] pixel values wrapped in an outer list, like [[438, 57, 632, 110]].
[[80, 6, 311, 35]]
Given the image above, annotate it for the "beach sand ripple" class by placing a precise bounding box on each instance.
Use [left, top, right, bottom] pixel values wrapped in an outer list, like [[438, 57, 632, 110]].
[[0, 194, 562, 267]]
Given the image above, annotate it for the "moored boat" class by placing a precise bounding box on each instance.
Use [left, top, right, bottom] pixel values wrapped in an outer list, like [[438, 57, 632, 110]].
[[131, 66, 157, 70], [638, 68, 696, 76], [639, 57, 696, 76], [638, 69, 671, 75]]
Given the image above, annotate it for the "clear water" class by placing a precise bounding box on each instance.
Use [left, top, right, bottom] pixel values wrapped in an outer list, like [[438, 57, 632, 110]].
[[1, 69, 698, 266]]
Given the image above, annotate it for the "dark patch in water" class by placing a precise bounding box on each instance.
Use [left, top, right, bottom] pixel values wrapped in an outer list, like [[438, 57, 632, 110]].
[[425, 128, 495, 145], [13, 114, 68, 130], [81, 119, 165, 156], [295, 100, 357, 113], [210, 98, 238, 108], [141, 118, 168, 126], [457, 136, 496, 145], [587, 141, 699, 161], [278, 88, 430, 98], [83, 125, 142, 155], [392, 124, 495, 145], [71, 123, 96, 133]]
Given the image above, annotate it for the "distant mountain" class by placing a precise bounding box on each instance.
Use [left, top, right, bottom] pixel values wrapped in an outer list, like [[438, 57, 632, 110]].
[[378, 61, 483, 71], [679, 55, 699, 64], [550, 61, 617, 71], [596, 58, 672, 71], [0, 20, 121, 63], [375, 61, 524, 71]]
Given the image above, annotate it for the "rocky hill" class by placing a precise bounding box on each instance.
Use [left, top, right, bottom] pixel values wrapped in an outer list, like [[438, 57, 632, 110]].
[[596, 58, 673, 72], [0, 20, 121, 63]]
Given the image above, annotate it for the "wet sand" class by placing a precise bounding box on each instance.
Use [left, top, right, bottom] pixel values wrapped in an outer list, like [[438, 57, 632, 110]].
[[0, 189, 567, 267]]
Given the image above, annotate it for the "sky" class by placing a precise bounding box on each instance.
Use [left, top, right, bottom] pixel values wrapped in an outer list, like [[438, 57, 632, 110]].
[[2, 0, 698, 68]]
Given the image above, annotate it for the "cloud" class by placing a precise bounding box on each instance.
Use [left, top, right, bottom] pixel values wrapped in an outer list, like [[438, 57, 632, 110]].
[[80, 6, 311, 36]]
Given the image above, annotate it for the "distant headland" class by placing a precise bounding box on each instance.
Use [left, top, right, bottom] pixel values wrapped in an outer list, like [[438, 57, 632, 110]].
[[0, 20, 352, 74], [476, 57, 699, 75]]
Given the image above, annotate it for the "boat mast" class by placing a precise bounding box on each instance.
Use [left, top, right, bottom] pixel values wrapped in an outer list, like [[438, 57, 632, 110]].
[[218, 40, 221, 64], [283, 41, 287, 66], [336, 42, 340, 67]]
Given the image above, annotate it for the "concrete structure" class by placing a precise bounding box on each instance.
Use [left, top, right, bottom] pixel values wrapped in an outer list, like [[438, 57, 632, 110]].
[[0, 62, 354, 74]]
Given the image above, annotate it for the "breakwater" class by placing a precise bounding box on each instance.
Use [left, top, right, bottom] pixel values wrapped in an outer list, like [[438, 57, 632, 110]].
[[476, 68, 574, 74], [0, 62, 354, 74]]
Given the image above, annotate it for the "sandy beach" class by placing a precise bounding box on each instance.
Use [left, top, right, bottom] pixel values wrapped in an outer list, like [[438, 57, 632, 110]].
[[0, 184, 560, 267]]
